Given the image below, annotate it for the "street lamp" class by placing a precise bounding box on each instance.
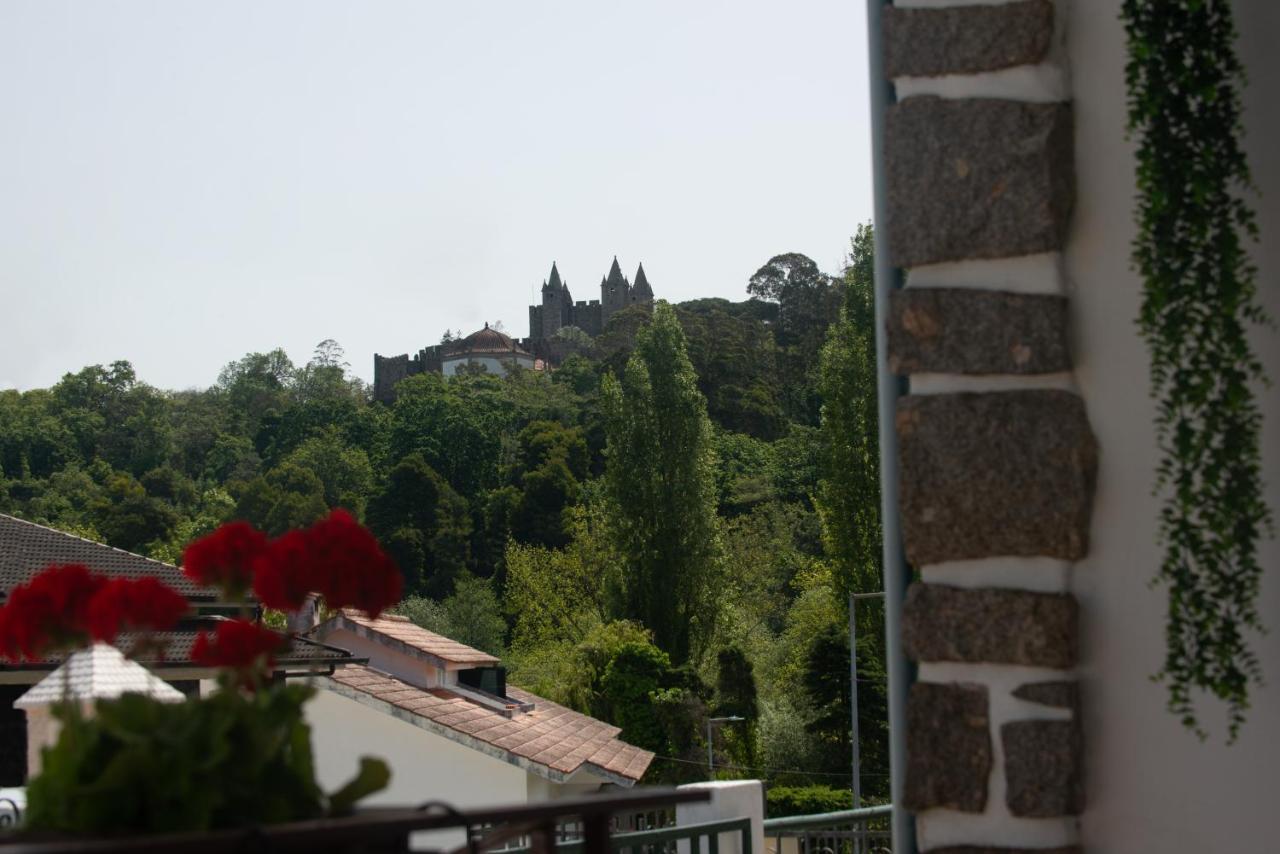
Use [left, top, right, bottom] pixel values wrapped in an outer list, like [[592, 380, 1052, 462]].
[[706, 715, 745, 778]]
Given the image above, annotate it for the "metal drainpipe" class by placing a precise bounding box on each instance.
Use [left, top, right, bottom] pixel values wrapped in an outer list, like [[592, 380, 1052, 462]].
[[864, 0, 915, 851]]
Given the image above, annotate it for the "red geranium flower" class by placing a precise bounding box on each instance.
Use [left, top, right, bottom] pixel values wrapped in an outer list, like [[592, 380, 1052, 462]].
[[192, 619, 285, 673], [182, 521, 268, 599], [251, 529, 313, 613], [87, 577, 189, 644], [0, 564, 107, 662], [304, 510, 402, 619]]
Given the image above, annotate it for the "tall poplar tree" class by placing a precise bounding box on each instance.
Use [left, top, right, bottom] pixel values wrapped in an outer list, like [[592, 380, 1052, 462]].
[[601, 301, 720, 663], [817, 224, 881, 601]]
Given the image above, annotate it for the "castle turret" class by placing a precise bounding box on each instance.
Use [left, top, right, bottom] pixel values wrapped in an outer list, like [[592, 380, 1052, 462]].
[[541, 262, 572, 339], [601, 256, 630, 318], [545, 262, 564, 293], [631, 262, 653, 302]]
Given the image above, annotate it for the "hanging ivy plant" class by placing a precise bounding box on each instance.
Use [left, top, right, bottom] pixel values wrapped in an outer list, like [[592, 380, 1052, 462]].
[[1122, 0, 1272, 740]]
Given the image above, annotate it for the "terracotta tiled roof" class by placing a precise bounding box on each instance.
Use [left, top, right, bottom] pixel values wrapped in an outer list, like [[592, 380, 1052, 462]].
[[325, 664, 653, 785], [0, 513, 212, 601], [330, 611, 500, 667], [445, 325, 532, 358]]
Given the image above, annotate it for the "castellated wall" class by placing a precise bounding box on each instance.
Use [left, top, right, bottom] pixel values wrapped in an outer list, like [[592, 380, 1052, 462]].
[[373, 349, 438, 404], [573, 300, 603, 337]]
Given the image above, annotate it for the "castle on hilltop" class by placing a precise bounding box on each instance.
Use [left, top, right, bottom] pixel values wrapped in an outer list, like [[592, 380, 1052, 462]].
[[529, 257, 653, 341], [372, 258, 655, 403]]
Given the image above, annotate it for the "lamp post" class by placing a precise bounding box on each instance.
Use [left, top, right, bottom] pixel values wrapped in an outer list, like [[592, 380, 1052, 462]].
[[706, 715, 745, 778]]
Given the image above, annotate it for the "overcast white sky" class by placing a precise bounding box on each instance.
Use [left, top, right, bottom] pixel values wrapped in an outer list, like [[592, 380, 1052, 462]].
[[0, 1, 873, 391]]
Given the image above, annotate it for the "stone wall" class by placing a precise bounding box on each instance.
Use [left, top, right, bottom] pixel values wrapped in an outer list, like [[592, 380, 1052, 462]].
[[878, 2, 1092, 851]]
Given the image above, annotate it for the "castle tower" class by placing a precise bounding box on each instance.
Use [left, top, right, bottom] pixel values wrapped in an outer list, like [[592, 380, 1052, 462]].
[[601, 256, 630, 319], [540, 262, 572, 339], [631, 262, 653, 303]]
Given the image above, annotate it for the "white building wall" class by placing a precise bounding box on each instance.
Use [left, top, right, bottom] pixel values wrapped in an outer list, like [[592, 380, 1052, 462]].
[[441, 355, 535, 377], [306, 687, 529, 847], [1064, 5, 1280, 853], [319, 627, 446, 688]]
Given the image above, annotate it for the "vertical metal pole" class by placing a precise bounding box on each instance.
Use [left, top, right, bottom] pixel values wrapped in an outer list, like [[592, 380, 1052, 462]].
[[707, 719, 714, 778], [849, 591, 861, 812], [865, 0, 914, 849]]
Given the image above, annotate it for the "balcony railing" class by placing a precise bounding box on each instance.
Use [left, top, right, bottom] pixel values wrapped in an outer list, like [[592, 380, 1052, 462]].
[[0, 787, 710, 854], [502, 817, 752, 854], [762, 806, 893, 854]]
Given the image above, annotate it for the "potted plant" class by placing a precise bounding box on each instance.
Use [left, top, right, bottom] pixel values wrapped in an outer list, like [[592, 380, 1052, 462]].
[[0, 510, 402, 838]]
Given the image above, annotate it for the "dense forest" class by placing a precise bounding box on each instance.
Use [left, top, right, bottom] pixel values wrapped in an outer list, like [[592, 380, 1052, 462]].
[[0, 227, 884, 805]]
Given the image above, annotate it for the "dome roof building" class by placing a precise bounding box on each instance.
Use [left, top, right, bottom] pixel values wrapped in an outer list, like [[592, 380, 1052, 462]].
[[440, 323, 538, 378]]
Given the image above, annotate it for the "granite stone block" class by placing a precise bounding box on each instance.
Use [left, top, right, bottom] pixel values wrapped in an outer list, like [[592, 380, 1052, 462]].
[[896, 390, 1097, 564], [886, 98, 1074, 268], [888, 288, 1071, 375], [884, 0, 1054, 78]]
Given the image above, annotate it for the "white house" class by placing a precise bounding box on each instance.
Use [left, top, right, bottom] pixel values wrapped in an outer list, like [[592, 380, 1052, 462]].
[[440, 324, 538, 378], [305, 610, 652, 814]]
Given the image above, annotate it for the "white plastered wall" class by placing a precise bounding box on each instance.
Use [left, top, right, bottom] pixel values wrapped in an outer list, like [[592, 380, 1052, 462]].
[[306, 687, 529, 849], [318, 627, 447, 688], [441, 355, 535, 377], [1065, 4, 1280, 853]]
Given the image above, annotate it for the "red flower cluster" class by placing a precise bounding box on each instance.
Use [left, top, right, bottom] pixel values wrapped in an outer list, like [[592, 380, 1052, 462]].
[[0, 565, 189, 663], [0, 564, 104, 661], [250, 510, 401, 619], [0, 512, 399, 668], [182, 521, 267, 598], [86, 577, 189, 644], [252, 530, 312, 613], [191, 619, 285, 671]]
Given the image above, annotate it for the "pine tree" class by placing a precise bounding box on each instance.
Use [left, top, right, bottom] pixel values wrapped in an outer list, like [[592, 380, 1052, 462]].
[[601, 301, 720, 663]]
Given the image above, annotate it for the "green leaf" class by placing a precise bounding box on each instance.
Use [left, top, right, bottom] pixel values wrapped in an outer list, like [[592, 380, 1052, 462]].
[[327, 756, 391, 816]]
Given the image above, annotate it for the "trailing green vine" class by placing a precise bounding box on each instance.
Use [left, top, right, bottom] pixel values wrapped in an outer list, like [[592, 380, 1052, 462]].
[[1123, 0, 1272, 741]]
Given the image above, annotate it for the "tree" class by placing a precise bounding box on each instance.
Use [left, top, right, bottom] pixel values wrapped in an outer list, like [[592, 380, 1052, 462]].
[[216, 350, 295, 436], [747, 254, 842, 424], [388, 373, 508, 499], [746, 253, 839, 345], [714, 645, 760, 771], [365, 453, 470, 597], [232, 462, 327, 536], [676, 300, 786, 440], [441, 573, 506, 656], [801, 622, 888, 798], [504, 501, 619, 651], [292, 340, 365, 411], [509, 459, 578, 549], [601, 301, 721, 663], [599, 642, 673, 754], [505, 420, 588, 548], [281, 429, 374, 516], [816, 225, 881, 602], [513, 421, 588, 481], [90, 470, 178, 553]]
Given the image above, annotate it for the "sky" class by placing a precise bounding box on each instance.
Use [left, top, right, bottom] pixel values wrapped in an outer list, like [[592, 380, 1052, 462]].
[[0, 1, 873, 391]]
